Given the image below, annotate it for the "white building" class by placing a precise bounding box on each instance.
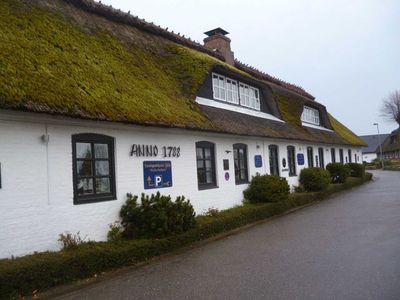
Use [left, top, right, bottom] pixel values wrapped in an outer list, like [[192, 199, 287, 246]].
[[360, 134, 388, 162], [0, 0, 365, 258]]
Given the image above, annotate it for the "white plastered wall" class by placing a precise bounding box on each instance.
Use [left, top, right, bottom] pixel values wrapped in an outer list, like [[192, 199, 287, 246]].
[[0, 111, 362, 258]]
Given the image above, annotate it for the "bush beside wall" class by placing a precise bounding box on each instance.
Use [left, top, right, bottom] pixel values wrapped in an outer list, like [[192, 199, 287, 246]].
[[326, 163, 350, 183], [120, 192, 196, 239], [243, 174, 290, 203], [0, 174, 372, 299], [346, 163, 365, 177], [299, 168, 331, 191]]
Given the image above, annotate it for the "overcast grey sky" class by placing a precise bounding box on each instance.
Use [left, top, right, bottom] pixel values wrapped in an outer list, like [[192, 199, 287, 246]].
[[102, 0, 399, 135]]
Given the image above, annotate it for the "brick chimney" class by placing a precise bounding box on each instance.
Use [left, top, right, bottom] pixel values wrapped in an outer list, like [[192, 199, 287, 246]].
[[203, 28, 235, 66]]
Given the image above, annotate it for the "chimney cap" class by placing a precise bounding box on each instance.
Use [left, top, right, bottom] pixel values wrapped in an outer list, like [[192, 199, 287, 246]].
[[204, 27, 229, 37]]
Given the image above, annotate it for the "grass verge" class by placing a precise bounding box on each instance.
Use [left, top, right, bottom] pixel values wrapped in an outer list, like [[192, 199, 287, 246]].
[[0, 174, 372, 299]]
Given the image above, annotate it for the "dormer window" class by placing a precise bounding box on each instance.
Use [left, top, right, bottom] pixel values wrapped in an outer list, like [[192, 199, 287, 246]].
[[212, 74, 239, 104], [239, 83, 260, 110], [212, 73, 260, 110], [301, 106, 320, 126]]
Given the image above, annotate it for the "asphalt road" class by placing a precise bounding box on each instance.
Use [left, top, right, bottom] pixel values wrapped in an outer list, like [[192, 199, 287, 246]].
[[56, 171, 400, 300]]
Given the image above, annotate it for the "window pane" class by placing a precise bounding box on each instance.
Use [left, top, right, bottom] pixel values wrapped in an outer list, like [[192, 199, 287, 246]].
[[206, 172, 213, 183], [198, 169, 206, 184], [96, 177, 111, 194], [214, 86, 220, 99], [95, 161, 110, 176], [227, 90, 233, 102], [213, 75, 218, 86], [240, 169, 246, 180], [220, 87, 225, 100], [234, 159, 239, 169], [77, 161, 92, 177], [205, 159, 212, 170], [196, 148, 203, 159], [77, 178, 93, 195], [219, 77, 225, 87], [197, 159, 204, 169], [204, 148, 211, 159], [76, 143, 92, 159], [239, 148, 245, 160], [95, 144, 109, 159]]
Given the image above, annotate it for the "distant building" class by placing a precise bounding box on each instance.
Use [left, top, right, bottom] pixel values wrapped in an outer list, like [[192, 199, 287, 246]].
[[360, 134, 389, 162], [379, 129, 400, 159]]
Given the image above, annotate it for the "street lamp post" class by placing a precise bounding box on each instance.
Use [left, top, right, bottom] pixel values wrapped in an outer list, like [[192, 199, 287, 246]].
[[373, 123, 384, 169]]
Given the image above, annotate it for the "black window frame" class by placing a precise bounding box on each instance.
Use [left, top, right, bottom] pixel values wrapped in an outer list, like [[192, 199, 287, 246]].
[[331, 148, 336, 163], [72, 133, 116, 205], [196, 141, 217, 190], [318, 147, 325, 168], [307, 146, 314, 167], [339, 149, 344, 164], [233, 143, 249, 184], [348, 149, 352, 163], [269, 144, 280, 176], [287, 145, 296, 176]]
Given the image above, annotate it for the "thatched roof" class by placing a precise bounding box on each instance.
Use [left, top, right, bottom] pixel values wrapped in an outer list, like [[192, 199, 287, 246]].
[[0, 0, 365, 146]]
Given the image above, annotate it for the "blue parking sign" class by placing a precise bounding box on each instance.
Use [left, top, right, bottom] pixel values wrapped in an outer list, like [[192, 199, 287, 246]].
[[143, 161, 172, 189]]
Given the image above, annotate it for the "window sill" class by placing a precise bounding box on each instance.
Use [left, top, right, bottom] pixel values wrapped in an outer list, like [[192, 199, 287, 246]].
[[198, 185, 219, 191], [212, 98, 260, 112], [235, 181, 249, 185], [74, 195, 117, 205]]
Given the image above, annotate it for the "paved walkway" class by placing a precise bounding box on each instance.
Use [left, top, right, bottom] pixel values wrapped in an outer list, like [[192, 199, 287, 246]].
[[57, 171, 400, 300]]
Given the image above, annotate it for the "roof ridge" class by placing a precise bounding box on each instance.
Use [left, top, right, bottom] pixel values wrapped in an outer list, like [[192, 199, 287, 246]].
[[233, 60, 314, 99], [63, 0, 314, 99]]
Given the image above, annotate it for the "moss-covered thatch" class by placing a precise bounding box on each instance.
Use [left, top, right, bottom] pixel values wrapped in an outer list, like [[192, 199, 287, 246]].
[[0, 0, 364, 146], [275, 94, 305, 128], [275, 93, 365, 146], [328, 114, 366, 146], [0, 0, 226, 129]]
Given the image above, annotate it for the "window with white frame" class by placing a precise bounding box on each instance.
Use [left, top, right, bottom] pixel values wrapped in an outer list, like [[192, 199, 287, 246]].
[[301, 106, 320, 126], [212, 73, 239, 104], [226, 78, 239, 104], [211, 73, 260, 110], [239, 83, 260, 110]]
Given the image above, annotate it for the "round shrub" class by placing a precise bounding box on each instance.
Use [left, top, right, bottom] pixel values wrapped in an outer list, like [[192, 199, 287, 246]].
[[326, 163, 350, 183], [120, 192, 196, 239], [346, 163, 365, 177], [243, 174, 290, 203], [299, 168, 330, 192]]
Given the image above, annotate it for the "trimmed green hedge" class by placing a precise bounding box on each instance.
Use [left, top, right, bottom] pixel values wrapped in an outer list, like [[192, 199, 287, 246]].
[[0, 174, 372, 299]]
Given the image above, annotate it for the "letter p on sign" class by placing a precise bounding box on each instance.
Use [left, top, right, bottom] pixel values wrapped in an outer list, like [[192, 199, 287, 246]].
[[155, 175, 163, 187]]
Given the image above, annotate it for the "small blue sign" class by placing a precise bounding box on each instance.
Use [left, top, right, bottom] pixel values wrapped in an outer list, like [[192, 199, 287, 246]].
[[297, 153, 305, 166], [254, 155, 263, 168], [225, 172, 230, 181], [143, 161, 172, 189]]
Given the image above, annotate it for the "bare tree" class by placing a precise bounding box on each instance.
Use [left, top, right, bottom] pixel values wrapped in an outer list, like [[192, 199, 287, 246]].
[[381, 90, 400, 126]]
